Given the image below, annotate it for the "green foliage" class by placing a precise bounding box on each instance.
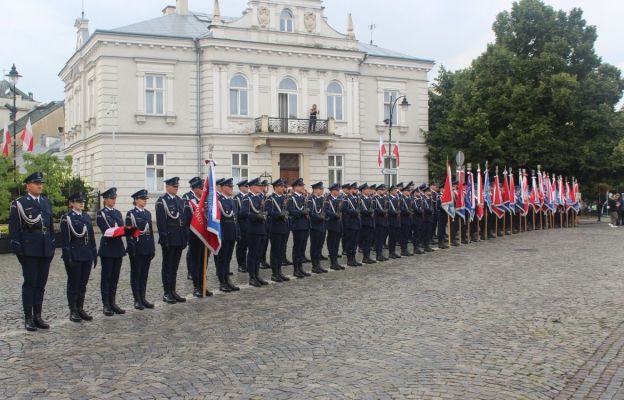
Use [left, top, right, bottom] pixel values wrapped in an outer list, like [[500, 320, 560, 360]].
[[0, 157, 21, 223], [426, 0, 624, 198]]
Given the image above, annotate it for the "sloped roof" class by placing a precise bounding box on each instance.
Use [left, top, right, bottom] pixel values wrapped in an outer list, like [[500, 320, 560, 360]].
[[100, 11, 431, 63], [0, 79, 33, 100], [8, 101, 64, 134]]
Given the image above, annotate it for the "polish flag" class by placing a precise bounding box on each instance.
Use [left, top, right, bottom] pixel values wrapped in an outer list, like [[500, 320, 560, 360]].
[[2, 123, 11, 157], [105, 226, 140, 238], [476, 165, 484, 220], [20, 118, 34, 152], [392, 138, 400, 167], [377, 136, 387, 167]]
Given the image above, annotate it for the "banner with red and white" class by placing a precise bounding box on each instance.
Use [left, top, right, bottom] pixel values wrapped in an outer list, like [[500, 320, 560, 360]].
[[2, 123, 11, 157], [377, 136, 387, 167], [20, 118, 34, 152], [190, 160, 222, 254]]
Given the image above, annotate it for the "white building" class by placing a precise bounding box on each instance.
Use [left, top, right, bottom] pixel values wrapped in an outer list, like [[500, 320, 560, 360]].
[[60, 0, 434, 210]]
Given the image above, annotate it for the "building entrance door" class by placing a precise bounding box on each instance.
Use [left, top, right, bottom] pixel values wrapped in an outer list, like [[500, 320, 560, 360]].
[[280, 153, 300, 186]]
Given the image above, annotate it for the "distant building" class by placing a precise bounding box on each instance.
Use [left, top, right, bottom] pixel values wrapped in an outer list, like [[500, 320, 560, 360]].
[[0, 79, 39, 127], [60, 0, 434, 210]]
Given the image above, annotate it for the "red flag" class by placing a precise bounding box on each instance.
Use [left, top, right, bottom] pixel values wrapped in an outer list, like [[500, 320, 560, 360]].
[[501, 169, 511, 206], [392, 138, 400, 167], [377, 136, 387, 167], [440, 160, 455, 217], [190, 160, 222, 254], [20, 117, 33, 152], [476, 165, 484, 220], [492, 172, 505, 219], [2, 123, 11, 157]]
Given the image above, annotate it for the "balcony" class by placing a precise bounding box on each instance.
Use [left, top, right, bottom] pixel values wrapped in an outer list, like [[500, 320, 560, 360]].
[[252, 115, 336, 151]]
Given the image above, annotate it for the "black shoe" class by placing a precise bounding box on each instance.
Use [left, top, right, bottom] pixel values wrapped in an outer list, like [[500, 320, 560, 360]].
[[141, 292, 154, 309], [271, 266, 284, 282], [277, 265, 290, 282], [424, 246, 434, 252], [414, 247, 425, 254], [226, 276, 241, 291], [77, 300, 93, 321], [238, 265, 248, 273], [438, 243, 449, 249], [249, 278, 263, 287], [257, 275, 269, 285], [311, 260, 323, 274], [260, 261, 270, 269], [282, 259, 293, 266], [293, 263, 306, 278], [33, 305, 49, 329], [110, 295, 126, 315], [193, 287, 203, 298], [461, 239, 469, 244], [24, 307, 37, 332], [376, 255, 385, 262], [103, 303, 115, 316], [363, 257, 376, 264], [451, 241, 460, 247], [134, 299, 145, 310], [162, 291, 177, 304], [389, 253, 400, 259], [219, 276, 233, 292], [70, 305, 82, 323], [171, 285, 187, 303], [401, 251, 413, 257]]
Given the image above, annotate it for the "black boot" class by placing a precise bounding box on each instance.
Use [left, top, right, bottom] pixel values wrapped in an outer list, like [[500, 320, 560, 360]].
[[256, 267, 269, 285], [110, 293, 126, 315], [300, 262, 312, 276], [238, 264, 248, 273], [293, 262, 305, 278], [376, 253, 385, 262], [282, 258, 293, 266], [162, 284, 177, 304], [260, 260, 270, 269], [438, 241, 449, 249], [329, 257, 340, 270], [271, 265, 284, 282], [103, 294, 115, 315], [277, 264, 290, 281], [318, 261, 328, 273], [249, 268, 262, 287], [70, 303, 82, 322], [133, 292, 145, 310], [24, 306, 37, 332], [193, 285, 203, 298], [311, 260, 324, 274], [33, 304, 49, 329], [141, 290, 154, 309], [219, 275, 233, 292], [362, 255, 376, 264], [171, 283, 187, 302], [77, 299, 93, 321], [226, 275, 241, 291]]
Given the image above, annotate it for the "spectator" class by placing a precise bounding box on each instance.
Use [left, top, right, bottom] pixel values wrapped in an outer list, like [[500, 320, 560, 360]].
[[608, 193, 620, 227]]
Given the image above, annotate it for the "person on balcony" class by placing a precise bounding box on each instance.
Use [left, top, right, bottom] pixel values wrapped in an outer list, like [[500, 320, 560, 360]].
[[309, 104, 319, 133]]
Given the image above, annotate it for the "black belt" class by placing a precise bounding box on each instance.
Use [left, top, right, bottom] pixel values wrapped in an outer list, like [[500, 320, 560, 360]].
[[23, 227, 48, 234]]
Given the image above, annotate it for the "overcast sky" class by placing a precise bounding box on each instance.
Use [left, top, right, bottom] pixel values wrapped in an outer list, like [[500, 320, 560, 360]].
[[4, 0, 623, 102]]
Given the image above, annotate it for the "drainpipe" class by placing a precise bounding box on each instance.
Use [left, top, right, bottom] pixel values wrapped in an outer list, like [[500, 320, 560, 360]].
[[194, 38, 203, 176]]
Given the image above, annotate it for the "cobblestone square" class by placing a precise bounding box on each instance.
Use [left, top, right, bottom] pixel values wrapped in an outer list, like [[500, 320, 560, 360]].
[[0, 220, 623, 399]]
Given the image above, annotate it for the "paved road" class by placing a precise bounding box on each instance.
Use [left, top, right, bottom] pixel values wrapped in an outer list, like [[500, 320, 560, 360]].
[[0, 220, 623, 399]]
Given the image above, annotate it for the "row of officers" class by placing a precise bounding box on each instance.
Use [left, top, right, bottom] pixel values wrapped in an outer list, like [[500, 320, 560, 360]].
[[10, 171, 454, 332]]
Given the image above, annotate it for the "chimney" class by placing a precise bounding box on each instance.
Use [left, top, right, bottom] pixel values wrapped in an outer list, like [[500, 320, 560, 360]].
[[74, 16, 90, 50], [28, 92, 33, 100], [176, 0, 188, 15], [162, 5, 176, 15]]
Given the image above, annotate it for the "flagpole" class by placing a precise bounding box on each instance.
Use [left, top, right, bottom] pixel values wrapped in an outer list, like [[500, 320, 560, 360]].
[[448, 215, 451, 248], [202, 146, 215, 298]]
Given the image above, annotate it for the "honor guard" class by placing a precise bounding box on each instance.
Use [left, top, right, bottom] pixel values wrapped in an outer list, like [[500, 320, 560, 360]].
[[400, 186, 414, 256], [412, 187, 425, 254], [61, 192, 97, 323], [374, 184, 389, 261], [96, 187, 127, 316], [266, 178, 291, 282], [308, 182, 328, 274], [126, 190, 156, 310], [215, 178, 241, 293], [324, 184, 345, 270], [183, 177, 203, 281], [9, 172, 55, 331], [288, 178, 312, 278], [342, 182, 362, 267], [387, 185, 402, 259], [358, 183, 376, 264], [259, 180, 271, 269], [240, 178, 269, 287], [156, 177, 188, 304], [234, 180, 249, 273], [434, 182, 449, 249], [339, 183, 351, 256], [183, 177, 213, 298], [422, 185, 435, 252]]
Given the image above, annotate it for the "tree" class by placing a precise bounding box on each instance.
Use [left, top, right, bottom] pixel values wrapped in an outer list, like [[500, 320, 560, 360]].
[[0, 157, 21, 223], [426, 0, 624, 198]]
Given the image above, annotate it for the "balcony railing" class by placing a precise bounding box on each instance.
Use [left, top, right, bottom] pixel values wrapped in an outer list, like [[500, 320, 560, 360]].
[[254, 116, 335, 135]]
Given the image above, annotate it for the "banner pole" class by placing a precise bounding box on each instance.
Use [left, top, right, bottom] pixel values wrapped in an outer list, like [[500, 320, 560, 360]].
[[202, 247, 208, 298], [485, 211, 488, 240], [448, 215, 451, 248]]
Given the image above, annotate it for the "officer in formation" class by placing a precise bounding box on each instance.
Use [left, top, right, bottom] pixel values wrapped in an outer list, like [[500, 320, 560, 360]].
[[96, 187, 126, 316], [61, 192, 97, 323], [10, 172, 486, 331], [156, 177, 188, 304]]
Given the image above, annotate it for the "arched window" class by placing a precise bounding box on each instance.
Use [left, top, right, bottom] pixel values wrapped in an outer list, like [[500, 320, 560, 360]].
[[327, 81, 343, 120], [278, 78, 298, 119], [229, 74, 249, 116], [280, 9, 294, 32]]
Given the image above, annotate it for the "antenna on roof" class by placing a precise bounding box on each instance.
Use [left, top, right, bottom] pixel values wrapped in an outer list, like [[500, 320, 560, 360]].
[[368, 22, 376, 45], [81, 0, 85, 19]]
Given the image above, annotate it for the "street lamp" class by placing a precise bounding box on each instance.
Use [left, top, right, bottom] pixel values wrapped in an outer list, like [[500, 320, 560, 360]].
[[383, 95, 410, 185], [5, 64, 22, 188]]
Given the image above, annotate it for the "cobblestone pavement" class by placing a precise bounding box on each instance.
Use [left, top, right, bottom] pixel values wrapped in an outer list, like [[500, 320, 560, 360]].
[[1, 220, 624, 399]]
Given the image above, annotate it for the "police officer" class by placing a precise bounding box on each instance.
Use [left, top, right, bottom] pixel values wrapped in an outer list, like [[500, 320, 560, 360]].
[[400, 186, 414, 256], [260, 180, 271, 269], [182, 177, 213, 298], [234, 180, 249, 273], [374, 184, 389, 261], [61, 192, 97, 323], [10, 172, 55, 331], [412, 187, 425, 254], [156, 177, 188, 304], [265, 178, 291, 282], [308, 182, 328, 274], [96, 187, 127, 316], [182, 177, 203, 281], [324, 183, 345, 270], [422, 185, 435, 252], [435, 183, 449, 249], [216, 178, 241, 293], [126, 189, 156, 310], [387, 185, 402, 259], [288, 178, 312, 278], [358, 183, 376, 264], [240, 178, 269, 287], [339, 183, 351, 256], [342, 182, 362, 267]]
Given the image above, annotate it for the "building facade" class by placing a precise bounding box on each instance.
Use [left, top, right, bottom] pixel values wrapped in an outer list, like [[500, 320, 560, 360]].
[[60, 0, 434, 210]]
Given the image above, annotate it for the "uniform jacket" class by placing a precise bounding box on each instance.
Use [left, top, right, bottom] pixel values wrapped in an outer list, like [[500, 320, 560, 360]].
[[308, 195, 327, 233], [9, 194, 55, 258], [125, 207, 156, 256], [61, 210, 97, 263], [288, 193, 310, 231], [156, 193, 188, 248], [219, 195, 239, 241], [240, 193, 267, 236], [341, 194, 361, 231], [266, 193, 290, 235], [96, 207, 127, 257]]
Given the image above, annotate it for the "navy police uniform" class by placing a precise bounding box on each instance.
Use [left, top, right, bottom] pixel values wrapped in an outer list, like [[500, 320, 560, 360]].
[[126, 189, 156, 310], [240, 178, 269, 287], [216, 179, 241, 293], [358, 184, 375, 264], [9, 172, 55, 331], [288, 179, 311, 278], [183, 177, 203, 281], [324, 184, 345, 270], [308, 182, 328, 274], [342, 183, 362, 267], [265, 179, 291, 282], [61, 193, 97, 323], [96, 187, 127, 316], [234, 181, 249, 272], [156, 177, 188, 304], [374, 186, 389, 261]]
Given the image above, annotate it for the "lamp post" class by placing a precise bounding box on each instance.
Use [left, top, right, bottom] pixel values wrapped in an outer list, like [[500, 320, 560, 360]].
[[383, 95, 410, 185], [5, 64, 22, 187]]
